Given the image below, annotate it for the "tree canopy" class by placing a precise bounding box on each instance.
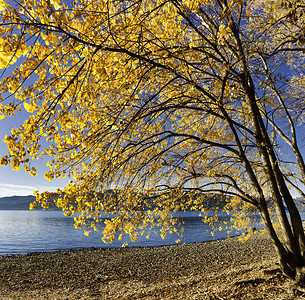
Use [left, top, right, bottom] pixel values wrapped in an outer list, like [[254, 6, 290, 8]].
[[1, 0, 305, 283]]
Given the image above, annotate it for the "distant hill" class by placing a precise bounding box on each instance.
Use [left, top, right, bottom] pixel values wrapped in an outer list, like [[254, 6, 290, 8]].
[[0, 193, 302, 212], [0, 195, 60, 210], [0, 195, 36, 210]]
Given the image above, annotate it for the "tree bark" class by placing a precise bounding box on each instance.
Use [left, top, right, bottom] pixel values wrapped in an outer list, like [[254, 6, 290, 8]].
[[239, 60, 305, 285]]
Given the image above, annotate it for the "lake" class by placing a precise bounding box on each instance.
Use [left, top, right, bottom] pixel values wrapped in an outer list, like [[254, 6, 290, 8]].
[[0, 210, 260, 256]]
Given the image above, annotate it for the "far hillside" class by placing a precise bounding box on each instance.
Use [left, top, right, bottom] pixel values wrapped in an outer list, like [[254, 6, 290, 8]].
[[0, 195, 60, 210]]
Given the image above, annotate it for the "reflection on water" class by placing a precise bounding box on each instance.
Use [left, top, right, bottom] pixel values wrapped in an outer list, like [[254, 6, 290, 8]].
[[0, 210, 262, 255]]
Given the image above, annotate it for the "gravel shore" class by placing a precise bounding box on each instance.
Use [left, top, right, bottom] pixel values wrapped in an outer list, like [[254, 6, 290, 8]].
[[0, 233, 301, 299]]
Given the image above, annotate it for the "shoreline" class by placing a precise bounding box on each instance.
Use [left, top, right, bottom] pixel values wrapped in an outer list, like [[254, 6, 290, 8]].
[[0, 235, 239, 258], [1, 232, 297, 299]]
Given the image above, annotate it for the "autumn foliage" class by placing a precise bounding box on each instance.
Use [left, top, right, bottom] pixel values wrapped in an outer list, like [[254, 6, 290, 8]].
[[1, 0, 305, 284]]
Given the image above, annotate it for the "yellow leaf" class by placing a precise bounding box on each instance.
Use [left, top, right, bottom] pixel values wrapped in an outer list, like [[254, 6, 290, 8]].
[[50, 0, 61, 10], [24, 102, 38, 113], [0, 54, 8, 68], [29, 202, 38, 210], [0, 0, 6, 12]]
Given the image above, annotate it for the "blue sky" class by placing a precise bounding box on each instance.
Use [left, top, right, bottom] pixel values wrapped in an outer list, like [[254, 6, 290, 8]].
[[0, 111, 68, 197], [0, 46, 70, 198], [0, 164, 68, 197]]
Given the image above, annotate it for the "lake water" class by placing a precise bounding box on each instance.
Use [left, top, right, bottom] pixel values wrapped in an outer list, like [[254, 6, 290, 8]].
[[0, 210, 260, 256]]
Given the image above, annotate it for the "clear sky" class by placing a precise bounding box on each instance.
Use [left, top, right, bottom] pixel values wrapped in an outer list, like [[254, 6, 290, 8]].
[[0, 56, 69, 198], [0, 111, 68, 197]]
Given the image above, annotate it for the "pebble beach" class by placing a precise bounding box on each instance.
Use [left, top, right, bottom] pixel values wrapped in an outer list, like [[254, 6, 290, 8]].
[[0, 233, 302, 299]]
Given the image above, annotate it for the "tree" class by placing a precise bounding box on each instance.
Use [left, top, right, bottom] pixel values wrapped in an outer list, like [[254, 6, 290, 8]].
[[1, 0, 305, 285]]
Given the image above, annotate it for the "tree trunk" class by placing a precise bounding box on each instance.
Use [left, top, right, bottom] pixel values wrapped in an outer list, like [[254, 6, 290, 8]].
[[260, 203, 305, 285], [241, 65, 305, 286]]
